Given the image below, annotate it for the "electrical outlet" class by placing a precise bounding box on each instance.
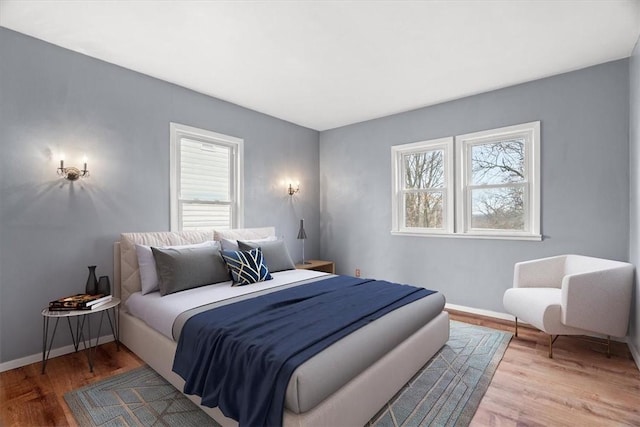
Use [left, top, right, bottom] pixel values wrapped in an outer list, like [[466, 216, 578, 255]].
[[355, 268, 361, 278]]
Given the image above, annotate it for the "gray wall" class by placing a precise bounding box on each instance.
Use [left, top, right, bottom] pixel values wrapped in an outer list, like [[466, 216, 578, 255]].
[[320, 60, 630, 314], [629, 36, 640, 358], [0, 25, 634, 365], [0, 28, 320, 363]]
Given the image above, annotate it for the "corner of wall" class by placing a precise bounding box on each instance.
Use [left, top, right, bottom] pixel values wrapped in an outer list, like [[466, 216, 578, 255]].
[[628, 338, 640, 372]]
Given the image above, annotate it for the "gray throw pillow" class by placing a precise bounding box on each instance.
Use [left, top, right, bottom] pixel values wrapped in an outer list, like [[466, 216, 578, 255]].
[[151, 243, 230, 296], [238, 239, 296, 273]]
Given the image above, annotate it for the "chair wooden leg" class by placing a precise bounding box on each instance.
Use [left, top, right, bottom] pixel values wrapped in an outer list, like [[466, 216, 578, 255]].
[[548, 335, 553, 358], [607, 336, 611, 358], [515, 317, 518, 337]]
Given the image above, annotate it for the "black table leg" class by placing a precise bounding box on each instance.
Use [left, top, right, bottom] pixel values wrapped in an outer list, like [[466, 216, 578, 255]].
[[106, 307, 119, 351], [41, 316, 60, 374]]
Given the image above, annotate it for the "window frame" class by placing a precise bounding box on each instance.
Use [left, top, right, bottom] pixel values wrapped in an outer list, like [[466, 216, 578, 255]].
[[456, 121, 540, 240], [391, 121, 541, 241], [391, 137, 455, 235], [169, 122, 244, 231]]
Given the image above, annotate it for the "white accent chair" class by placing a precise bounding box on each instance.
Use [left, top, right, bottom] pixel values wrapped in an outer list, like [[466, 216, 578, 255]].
[[503, 255, 634, 358]]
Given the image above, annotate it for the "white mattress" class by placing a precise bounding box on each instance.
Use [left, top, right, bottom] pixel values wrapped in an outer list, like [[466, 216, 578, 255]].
[[125, 269, 329, 339]]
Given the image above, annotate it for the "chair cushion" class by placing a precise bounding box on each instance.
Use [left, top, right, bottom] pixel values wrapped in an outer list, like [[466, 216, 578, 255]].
[[503, 288, 587, 335]]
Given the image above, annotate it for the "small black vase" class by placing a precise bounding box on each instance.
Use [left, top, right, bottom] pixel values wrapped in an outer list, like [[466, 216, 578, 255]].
[[97, 275, 111, 296], [85, 265, 98, 295]]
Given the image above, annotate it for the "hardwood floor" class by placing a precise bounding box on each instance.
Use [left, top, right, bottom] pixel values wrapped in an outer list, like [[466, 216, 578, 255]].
[[1, 314, 638, 426], [448, 311, 640, 427], [0, 342, 144, 427]]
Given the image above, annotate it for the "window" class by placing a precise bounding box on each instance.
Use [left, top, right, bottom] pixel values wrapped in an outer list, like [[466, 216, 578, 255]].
[[391, 137, 454, 234], [391, 121, 540, 240], [170, 123, 244, 231], [457, 122, 540, 238]]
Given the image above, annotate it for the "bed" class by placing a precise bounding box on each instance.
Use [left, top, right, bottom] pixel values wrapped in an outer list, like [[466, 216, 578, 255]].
[[114, 228, 449, 426]]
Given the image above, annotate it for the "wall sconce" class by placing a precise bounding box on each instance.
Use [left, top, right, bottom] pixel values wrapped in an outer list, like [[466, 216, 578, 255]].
[[57, 155, 90, 181], [288, 182, 300, 196]]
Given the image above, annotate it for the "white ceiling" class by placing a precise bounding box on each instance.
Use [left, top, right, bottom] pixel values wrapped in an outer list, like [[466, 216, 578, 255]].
[[1, 1, 639, 131]]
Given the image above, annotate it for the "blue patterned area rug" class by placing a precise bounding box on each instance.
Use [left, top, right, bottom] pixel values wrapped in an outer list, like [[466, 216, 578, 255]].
[[369, 320, 512, 426], [64, 367, 220, 427], [65, 321, 510, 427]]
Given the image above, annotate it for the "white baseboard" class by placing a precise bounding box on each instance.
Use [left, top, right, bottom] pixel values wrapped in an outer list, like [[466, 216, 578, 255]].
[[445, 303, 515, 322], [0, 335, 114, 373]]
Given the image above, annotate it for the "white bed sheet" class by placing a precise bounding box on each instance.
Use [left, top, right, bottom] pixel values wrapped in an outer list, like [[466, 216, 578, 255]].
[[125, 269, 329, 339]]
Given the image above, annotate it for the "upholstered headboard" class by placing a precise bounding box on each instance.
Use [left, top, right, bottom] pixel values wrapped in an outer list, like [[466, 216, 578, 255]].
[[114, 227, 276, 306]]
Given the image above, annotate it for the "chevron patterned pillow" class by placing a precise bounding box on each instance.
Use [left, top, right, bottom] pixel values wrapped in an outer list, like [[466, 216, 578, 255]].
[[221, 247, 273, 286]]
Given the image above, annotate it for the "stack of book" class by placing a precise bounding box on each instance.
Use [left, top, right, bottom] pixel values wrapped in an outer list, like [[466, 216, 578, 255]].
[[48, 294, 112, 311]]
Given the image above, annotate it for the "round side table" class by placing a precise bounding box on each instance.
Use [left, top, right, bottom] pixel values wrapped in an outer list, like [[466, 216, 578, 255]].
[[41, 297, 120, 373]]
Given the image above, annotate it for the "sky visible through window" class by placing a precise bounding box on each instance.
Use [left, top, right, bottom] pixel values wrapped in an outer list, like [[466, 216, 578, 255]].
[[470, 138, 525, 230]]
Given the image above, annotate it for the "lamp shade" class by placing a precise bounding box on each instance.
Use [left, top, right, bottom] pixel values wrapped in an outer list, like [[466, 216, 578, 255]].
[[297, 219, 307, 240]]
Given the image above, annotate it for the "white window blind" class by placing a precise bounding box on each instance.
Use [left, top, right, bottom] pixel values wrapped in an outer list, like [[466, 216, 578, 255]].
[[170, 123, 244, 231]]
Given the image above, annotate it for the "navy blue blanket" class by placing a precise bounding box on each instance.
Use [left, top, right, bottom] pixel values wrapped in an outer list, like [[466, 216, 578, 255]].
[[172, 275, 435, 426]]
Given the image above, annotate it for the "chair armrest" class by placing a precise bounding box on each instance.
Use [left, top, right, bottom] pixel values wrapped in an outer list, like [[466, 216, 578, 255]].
[[514, 255, 566, 288], [561, 264, 634, 337]]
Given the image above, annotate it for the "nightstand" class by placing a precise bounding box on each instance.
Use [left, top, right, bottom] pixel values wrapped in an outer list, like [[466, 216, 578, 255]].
[[295, 259, 335, 274], [41, 298, 120, 373]]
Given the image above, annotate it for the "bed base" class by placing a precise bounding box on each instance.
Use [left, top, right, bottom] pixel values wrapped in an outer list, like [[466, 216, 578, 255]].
[[119, 310, 449, 426]]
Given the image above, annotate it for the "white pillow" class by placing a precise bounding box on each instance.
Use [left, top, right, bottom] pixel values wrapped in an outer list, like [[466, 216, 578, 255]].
[[136, 241, 217, 295], [220, 236, 277, 251]]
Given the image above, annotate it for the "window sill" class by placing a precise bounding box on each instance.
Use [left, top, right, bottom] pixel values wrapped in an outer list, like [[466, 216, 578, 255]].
[[390, 230, 543, 241]]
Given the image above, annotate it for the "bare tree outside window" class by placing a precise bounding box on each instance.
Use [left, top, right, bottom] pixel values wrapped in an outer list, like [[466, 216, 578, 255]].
[[392, 122, 539, 239], [469, 138, 526, 230], [403, 150, 445, 228]]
